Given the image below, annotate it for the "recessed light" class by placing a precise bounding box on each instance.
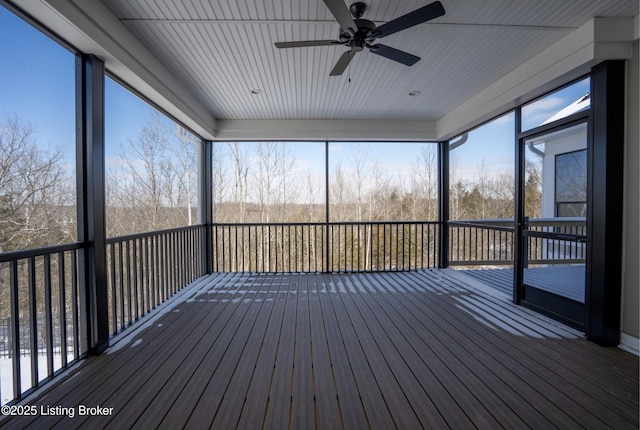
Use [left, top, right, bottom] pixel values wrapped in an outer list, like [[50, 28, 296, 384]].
[[250, 89, 262, 95], [409, 90, 421, 96]]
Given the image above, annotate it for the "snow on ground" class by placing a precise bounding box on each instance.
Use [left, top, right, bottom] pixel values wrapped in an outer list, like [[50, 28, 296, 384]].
[[0, 352, 65, 405]]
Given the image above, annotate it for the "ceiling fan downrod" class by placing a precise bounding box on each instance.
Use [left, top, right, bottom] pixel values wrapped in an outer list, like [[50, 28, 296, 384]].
[[349, 2, 367, 19]]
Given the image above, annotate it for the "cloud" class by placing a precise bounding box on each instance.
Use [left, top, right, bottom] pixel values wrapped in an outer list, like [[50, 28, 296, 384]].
[[522, 96, 567, 128]]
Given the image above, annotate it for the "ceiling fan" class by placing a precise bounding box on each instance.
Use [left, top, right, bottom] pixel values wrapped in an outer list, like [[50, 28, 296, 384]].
[[274, 0, 445, 76]]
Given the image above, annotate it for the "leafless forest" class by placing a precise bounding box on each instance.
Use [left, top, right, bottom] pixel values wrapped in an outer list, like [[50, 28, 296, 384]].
[[0, 112, 542, 252]]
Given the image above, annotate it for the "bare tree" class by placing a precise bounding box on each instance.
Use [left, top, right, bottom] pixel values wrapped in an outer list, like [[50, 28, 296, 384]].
[[525, 159, 543, 217], [171, 126, 199, 226], [106, 111, 197, 236], [211, 143, 230, 219], [0, 115, 74, 251], [368, 160, 392, 220], [330, 163, 348, 222], [304, 171, 323, 222], [411, 144, 438, 220], [227, 142, 250, 222], [350, 144, 369, 222], [489, 171, 515, 218], [255, 142, 277, 222], [252, 142, 298, 222], [475, 159, 490, 219], [113, 116, 169, 233]]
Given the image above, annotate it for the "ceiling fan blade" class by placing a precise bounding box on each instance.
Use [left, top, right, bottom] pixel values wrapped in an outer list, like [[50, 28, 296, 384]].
[[373, 1, 445, 38], [368, 44, 420, 66], [322, 0, 358, 34], [275, 40, 341, 48], [330, 50, 357, 76]]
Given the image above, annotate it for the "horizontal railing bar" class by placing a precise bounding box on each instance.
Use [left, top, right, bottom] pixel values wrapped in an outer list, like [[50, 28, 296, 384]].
[[450, 219, 515, 226], [448, 221, 515, 232], [106, 224, 205, 244], [448, 260, 515, 266], [214, 222, 326, 228], [0, 242, 84, 262], [450, 217, 586, 227], [213, 221, 440, 227], [529, 217, 586, 226], [528, 259, 586, 265], [525, 231, 587, 241]]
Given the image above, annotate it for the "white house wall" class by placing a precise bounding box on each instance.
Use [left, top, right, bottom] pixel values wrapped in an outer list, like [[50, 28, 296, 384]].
[[538, 126, 588, 219]]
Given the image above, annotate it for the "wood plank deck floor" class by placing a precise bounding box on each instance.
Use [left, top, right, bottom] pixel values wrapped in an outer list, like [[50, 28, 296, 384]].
[[462, 266, 586, 302], [1, 270, 637, 429]]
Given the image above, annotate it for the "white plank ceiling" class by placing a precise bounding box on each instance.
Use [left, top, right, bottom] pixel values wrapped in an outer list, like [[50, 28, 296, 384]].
[[16, 0, 615, 141], [99, 0, 637, 123]]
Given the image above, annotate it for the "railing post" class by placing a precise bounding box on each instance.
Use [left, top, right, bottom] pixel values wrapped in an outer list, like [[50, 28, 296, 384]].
[[438, 140, 449, 268], [199, 140, 213, 274], [77, 54, 109, 354], [324, 141, 331, 273], [514, 107, 525, 304], [9, 261, 21, 398]]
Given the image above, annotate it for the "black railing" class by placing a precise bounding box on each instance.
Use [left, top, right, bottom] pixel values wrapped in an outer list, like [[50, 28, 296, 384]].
[[0, 242, 83, 402], [213, 221, 439, 273], [106, 225, 206, 336], [526, 217, 587, 264], [329, 222, 439, 272], [449, 220, 515, 266], [0, 217, 586, 405], [448, 218, 587, 267], [213, 223, 325, 272], [0, 225, 206, 405]]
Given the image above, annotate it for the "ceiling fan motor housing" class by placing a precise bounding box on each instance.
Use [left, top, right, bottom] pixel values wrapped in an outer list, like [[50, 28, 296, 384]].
[[339, 18, 376, 48]]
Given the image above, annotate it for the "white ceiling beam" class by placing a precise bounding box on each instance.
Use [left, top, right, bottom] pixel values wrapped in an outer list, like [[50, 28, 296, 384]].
[[214, 119, 438, 141], [437, 17, 637, 141]]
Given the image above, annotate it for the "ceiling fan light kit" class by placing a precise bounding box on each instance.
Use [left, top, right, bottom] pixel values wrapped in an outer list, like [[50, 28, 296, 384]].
[[274, 0, 446, 76]]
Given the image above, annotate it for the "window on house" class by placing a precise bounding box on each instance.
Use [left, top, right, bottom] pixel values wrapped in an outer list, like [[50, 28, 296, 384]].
[[555, 149, 587, 217]]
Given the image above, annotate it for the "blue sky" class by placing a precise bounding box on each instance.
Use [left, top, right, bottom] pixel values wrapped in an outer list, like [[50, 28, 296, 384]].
[[0, 5, 155, 167], [1, 3, 589, 189], [449, 77, 589, 182], [105, 77, 159, 157], [0, 6, 75, 160]]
